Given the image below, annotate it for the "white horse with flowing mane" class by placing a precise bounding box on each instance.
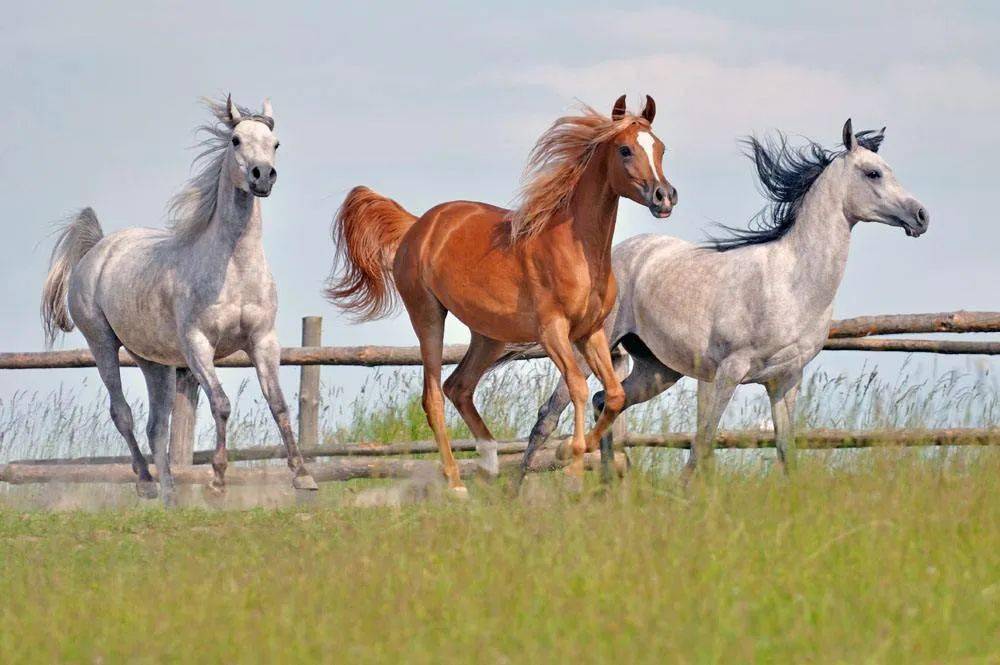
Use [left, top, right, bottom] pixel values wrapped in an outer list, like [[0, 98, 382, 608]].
[[41, 95, 317, 502], [517, 120, 929, 477]]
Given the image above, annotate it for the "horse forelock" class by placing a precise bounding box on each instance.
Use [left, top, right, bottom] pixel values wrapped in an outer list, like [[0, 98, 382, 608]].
[[507, 108, 647, 242], [239, 115, 274, 131]]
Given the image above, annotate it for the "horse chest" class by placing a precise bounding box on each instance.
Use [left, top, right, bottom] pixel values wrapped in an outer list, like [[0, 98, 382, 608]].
[[539, 271, 613, 332], [192, 270, 274, 342]]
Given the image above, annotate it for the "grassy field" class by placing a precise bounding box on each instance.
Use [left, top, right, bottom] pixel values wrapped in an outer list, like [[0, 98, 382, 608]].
[[1, 452, 998, 663], [1, 361, 999, 662]]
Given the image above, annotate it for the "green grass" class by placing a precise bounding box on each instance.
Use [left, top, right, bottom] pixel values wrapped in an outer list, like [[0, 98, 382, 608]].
[[1, 360, 998, 661], [1, 453, 998, 663]]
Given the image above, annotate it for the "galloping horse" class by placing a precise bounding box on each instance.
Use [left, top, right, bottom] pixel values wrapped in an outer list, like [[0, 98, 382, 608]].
[[518, 120, 928, 477], [326, 96, 677, 494], [41, 96, 317, 501]]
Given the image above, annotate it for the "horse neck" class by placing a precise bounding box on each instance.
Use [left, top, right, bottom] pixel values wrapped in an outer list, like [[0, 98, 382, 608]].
[[565, 147, 619, 263], [775, 164, 853, 303], [201, 169, 264, 263]]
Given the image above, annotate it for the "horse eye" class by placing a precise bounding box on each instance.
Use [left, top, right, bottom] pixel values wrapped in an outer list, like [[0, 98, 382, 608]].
[[274, 141, 280, 150], [866, 169, 881, 180], [619, 145, 632, 158], [231, 136, 240, 147]]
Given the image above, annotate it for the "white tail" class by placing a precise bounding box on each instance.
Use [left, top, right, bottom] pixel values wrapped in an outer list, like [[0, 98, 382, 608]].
[[41, 207, 103, 348]]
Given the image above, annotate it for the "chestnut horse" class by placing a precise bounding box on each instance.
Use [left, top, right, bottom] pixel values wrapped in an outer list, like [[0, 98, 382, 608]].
[[325, 96, 677, 494]]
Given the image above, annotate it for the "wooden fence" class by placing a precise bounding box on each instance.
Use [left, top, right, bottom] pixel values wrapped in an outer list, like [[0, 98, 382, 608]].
[[1, 310, 998, 485]]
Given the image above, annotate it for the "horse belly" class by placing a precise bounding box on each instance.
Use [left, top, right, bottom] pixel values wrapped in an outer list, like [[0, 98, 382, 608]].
[[104, 300, 186, 366], [437, 284, 537, 343], [97, 283, 188, 366], [642, 328, 719, 381]]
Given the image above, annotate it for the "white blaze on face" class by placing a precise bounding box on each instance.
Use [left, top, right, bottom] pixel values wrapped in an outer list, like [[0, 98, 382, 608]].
[[636, 131, 660, 180]]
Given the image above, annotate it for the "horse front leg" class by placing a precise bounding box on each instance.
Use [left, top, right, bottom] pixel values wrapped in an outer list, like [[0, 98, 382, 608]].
[[538, 319, 590, 488], [181, 333, 231, 493], [249, 333, 318, 491], [577, 329, 626, 453], [682, 360, 744, 483]]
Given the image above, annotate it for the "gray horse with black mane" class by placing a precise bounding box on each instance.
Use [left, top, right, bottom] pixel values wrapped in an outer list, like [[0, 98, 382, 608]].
[[41, 95, 317, 502], [518, 119, 928, 477]]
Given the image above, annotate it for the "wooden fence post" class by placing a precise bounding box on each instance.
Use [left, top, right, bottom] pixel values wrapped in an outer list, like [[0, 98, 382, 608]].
[[298, 316, 323, 447], [169, 369, 199, 466]]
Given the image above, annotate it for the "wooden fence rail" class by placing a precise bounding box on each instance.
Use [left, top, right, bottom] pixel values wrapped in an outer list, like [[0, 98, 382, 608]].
[[7, 428, 998, 468], [0, 449, 612, 486], [826, 310, 1000, 338], [2, 310, 999, 371]]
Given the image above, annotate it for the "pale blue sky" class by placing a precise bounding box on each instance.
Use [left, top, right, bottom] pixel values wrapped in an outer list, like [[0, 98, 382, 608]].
[[2, 1, 998, 420]]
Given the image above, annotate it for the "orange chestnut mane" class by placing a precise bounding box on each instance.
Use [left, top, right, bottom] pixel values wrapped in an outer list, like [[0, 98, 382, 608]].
[[508, 106, 649, 242]]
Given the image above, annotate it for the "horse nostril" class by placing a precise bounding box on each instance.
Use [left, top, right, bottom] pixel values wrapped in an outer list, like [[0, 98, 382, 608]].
[[669, 186, 678, 206], [252, 166, 261, 179], [269, 167, 277, 180], [654, 187, 665, 203], [917, 208, 927, 223]]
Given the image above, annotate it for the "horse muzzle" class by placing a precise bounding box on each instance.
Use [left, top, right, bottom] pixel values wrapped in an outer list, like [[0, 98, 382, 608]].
[[650, 203, 673, 219], [901, 203, 929, 237], [249, 182, 273, 197], [248, 164, 277, 197], [648, 183, 677, 219]]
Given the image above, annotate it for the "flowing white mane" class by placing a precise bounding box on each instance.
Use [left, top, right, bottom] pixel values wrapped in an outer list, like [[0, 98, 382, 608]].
[[166, 98, 258, 242]]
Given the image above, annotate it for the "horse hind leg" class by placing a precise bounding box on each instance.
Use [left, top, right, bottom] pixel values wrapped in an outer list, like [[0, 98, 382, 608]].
[[592, 346, 684, 446], [136, 358, 177, 505], [403, 291, 466, 495], [83, 326, 157, 499], [518, 375, 574, 485], [592, 350, 683, 480], [442, 332, 506, 479]]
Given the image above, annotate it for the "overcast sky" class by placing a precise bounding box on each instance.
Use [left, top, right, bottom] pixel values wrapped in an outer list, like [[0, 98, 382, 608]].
[[2, 1, 998, 421]]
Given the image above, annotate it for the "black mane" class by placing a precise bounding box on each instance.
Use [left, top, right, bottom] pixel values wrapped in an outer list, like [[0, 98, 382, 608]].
[[706, 129, 884, 252]]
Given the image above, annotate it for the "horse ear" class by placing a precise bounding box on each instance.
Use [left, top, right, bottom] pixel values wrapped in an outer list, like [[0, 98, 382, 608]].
[[611, 94, 627, 120], [262, 98, 273, 120], [871, 126, 886, 153], [641, 95, 656, 123], [226, 94, 242, 126], [842, 118, 857, 151]]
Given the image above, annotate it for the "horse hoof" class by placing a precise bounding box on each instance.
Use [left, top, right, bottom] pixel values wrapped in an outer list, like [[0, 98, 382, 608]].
[[208, 480, 226, 496], [448, 485, 469, 499], [161, 488, 178, 508], [135, 480, 158, 500], [475, 462, 499, 481], [293, 474, 319, 491]]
